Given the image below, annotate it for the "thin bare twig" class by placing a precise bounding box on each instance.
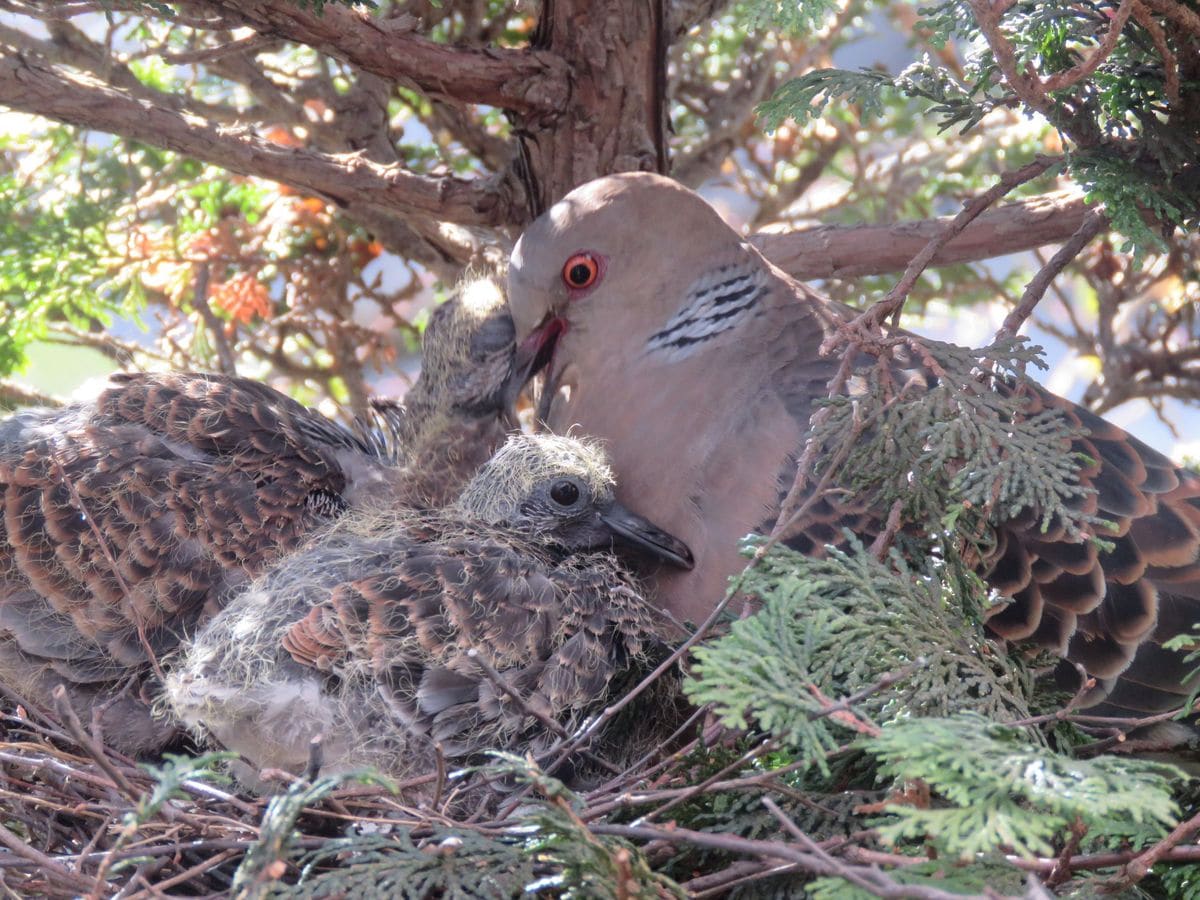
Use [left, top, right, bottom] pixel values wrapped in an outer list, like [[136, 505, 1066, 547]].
[[1117, 806, 1200, 886], [50, 686, 140, 801], [833, 155, 1060, 343], [0, 822, 106, 895], [996, 209, 1108, 340], [191, 262, 238, 375]]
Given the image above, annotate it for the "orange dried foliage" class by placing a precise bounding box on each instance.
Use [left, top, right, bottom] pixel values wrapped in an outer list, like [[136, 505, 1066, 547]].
[[211, 273, 271, 324]]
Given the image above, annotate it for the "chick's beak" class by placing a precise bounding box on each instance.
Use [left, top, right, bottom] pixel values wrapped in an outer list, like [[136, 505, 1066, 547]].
[[599, 500, 695, 570], [484, 317, 565, 429]]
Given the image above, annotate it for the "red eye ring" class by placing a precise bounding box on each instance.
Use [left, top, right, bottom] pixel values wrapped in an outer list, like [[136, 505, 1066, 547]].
[[562, 253, 600, 290]]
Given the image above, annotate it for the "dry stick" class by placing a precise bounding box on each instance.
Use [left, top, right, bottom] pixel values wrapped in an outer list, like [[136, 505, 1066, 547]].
[[0, 749, 142, 796], [120, 848, 241, 900], [639, 738, 780, 824], [589, 822, 994, 900], [192, 262, 238, 375], [1118, 806, 1200, 886], [0, 822, 105, 895], [967, 0, 1056, 119], [1007, 661, 1096, 728], [585, 704, 709, 798], [1046, 817, 1088, 888], [50, 687, 140, 802], [762, 796, 890, 898], [431, 743, 448, 814], [582, 751, 848, 822], [683, 860, 800, 896], [996, 210, 1108, 340]]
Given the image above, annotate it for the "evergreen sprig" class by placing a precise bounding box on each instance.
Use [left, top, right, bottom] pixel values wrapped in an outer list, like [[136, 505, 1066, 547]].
[[808, 336, 1107, 546], [266, 831, 534, 900], [865, 714, 1181, 859], [757, 0, 1199, 253], [686, 539, 1033, 771]]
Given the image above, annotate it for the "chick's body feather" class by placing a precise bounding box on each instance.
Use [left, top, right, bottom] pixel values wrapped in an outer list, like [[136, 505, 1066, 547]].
[[165, 434, 682, 789]]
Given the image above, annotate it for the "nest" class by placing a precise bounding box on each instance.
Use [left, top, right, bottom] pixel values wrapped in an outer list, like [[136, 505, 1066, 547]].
[[0, 643, 715, 899], [3, 614, 1195, 899]]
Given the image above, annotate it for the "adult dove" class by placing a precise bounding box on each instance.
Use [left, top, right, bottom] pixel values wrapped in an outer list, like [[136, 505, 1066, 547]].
[[165, 433, 692, 790], [506, 172, 1200, 722], [0, 276, 520, 753]]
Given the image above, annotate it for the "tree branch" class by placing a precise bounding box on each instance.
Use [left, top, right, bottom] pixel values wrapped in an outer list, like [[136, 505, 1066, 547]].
[[996, 209, 1107, 340], [0, 19, 258, 127], [751, 189, 1093, 281], [0, 51, 514, 229], [186, 0, 570, 116]]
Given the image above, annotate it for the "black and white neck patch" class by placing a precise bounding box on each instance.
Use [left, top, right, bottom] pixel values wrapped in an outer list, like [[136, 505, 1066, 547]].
[[644, 262, 766, 360]]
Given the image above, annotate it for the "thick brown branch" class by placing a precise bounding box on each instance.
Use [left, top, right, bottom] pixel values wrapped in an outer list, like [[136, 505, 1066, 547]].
[[751, 189, 1093, 281], [0, 52, 513, 228], [187, 0, 570, 116], [0, 19, 256, 127]]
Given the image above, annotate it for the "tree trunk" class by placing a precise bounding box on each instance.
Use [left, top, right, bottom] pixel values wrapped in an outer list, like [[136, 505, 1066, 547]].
[[512, 0, 668, 219]]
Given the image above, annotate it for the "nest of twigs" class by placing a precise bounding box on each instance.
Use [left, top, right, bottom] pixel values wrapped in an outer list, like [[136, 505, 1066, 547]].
[[0, 657, 736, 899], [4, 639, 1199, 899]]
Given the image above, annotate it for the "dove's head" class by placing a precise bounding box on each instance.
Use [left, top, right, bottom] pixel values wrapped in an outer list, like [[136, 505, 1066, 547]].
[[455, 433, 693, 568], [507, 173, 762, 408]]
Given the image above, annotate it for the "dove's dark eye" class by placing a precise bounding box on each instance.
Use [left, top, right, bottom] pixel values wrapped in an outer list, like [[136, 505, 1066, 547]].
[[550, 480, 581, 506]]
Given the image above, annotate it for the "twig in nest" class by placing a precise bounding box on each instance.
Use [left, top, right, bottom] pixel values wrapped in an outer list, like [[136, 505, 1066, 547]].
[[1115, 806, 1200, 888], [640, 738, 778, 823], [1046, 816, 1088, 887], [0, 820, 105, 895], [51, 685, 139, 801]]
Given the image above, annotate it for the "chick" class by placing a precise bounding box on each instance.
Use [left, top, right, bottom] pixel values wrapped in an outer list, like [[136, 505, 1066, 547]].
[[165, 434, 693, 791]]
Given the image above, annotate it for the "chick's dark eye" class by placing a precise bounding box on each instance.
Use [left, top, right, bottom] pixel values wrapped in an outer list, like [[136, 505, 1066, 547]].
[[550, 480, 581, 506], [562, 253, 599, 289]]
